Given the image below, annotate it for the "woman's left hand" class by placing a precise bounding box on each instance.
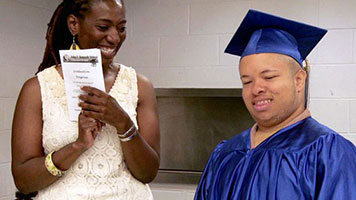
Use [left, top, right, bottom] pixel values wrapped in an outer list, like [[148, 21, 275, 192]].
[[78, 86, 132, 133], [79, 75, 160, 183]]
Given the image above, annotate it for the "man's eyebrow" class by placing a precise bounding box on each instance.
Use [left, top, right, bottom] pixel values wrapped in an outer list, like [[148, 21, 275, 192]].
[[240, 75, 250, 79], [261, 69, 279, 74], [240, 69, 279, 79]]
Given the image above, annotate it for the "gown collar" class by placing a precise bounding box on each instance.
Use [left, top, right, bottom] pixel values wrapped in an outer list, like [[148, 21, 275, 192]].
[[250, 109, 311, 137], [248, 109, 311, 150]]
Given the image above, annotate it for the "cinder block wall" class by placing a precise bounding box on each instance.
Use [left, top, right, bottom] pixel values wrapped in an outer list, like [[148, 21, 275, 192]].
[[0, 0, 62, 199], [115, 1, 356, 198], [116, 0, 356, 141], [1, 0, 355, 199]]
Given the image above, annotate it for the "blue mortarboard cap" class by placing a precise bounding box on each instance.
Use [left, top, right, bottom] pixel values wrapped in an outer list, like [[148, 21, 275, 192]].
[[225, 9, 327, 66]]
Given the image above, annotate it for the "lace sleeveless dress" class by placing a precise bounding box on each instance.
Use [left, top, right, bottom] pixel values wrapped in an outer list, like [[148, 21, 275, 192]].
[[35, 65, 153, 200]]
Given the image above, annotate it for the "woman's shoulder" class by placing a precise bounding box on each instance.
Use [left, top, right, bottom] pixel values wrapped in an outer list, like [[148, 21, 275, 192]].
[[137, 73, 153, 88], [123, 67, 155, 105], [37, 65, 60, 77], [22, 76, 40, 94], [20, 66, 59, 101], [136, 72, 154, 99], [116, 63, 151, 85], [16, 76, 42, 109]]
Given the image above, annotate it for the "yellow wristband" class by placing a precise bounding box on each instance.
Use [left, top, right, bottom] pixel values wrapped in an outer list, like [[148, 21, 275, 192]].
[[45, 152, 65, 177]]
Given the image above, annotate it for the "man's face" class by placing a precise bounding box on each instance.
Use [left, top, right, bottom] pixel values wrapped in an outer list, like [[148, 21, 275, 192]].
[[239, 53, 304, 128]]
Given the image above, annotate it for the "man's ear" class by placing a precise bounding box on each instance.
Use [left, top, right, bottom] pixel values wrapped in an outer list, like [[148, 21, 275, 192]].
[[295, 69, 307, 93], [67, 14, 79, 36]]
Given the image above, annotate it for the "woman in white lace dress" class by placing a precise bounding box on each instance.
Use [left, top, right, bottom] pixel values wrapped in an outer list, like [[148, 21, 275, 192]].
[[11, 0, 160, 199]]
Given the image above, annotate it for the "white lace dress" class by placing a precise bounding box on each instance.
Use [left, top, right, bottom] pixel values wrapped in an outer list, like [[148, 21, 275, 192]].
[[35, 65, 153, 200]]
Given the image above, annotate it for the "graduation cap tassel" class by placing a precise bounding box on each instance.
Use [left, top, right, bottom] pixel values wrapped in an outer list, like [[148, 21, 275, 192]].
[[304, 59, 310, 72], [304, 59, 310, 109]]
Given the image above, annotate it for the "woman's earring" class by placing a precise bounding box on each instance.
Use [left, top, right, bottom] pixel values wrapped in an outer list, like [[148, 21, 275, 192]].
[[70, 35, 80, 50]]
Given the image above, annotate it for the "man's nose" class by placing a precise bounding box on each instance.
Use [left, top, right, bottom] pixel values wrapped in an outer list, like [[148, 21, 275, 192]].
[[251, 79, 266, 95]]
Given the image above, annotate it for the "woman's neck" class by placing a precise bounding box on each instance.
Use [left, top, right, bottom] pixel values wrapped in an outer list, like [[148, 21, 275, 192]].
[[102, 63, 117, 76]]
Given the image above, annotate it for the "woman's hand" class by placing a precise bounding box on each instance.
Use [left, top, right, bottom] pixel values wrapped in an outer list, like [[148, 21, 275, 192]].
[[77, 75, 160, 183], [74, 113, 103, 150], [78, 86, 132, 133]]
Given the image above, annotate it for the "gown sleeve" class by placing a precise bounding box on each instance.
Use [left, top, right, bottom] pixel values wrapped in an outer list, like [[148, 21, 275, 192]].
[[194, 141, 226, 200], [315, 134, 356, 200]]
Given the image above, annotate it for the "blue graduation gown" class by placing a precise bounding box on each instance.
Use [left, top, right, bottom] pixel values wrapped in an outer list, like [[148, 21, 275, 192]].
[[195, 117, 356, 200]]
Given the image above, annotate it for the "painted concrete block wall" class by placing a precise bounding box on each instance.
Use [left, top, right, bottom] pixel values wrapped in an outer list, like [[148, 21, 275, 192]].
[[1, 0, 355, 199], [115, 1, 356, 198], [0, 0, 61, 199]]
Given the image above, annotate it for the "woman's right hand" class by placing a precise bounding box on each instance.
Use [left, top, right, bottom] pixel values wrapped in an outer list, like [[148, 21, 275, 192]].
[[74, 113, 104, 150]]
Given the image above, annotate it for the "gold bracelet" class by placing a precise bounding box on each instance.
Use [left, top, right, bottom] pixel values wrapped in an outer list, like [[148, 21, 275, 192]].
[[45, 152, 65, 177]]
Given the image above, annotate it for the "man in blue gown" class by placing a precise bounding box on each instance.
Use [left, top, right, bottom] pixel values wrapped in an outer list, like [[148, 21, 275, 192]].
[[195, 9, 356, 200]]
